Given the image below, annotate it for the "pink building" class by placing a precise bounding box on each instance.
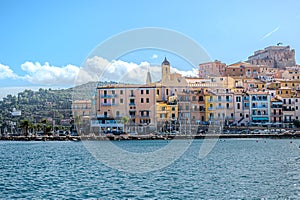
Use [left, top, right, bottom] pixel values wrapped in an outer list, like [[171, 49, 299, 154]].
[[199, 60, 226, 78]]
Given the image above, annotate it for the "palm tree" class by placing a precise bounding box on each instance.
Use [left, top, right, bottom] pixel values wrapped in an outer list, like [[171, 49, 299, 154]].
[[20, 119, 30, 137], [41, 119, 48, 135], [74, 116, 81, 135], [120, 116, 129, 134]]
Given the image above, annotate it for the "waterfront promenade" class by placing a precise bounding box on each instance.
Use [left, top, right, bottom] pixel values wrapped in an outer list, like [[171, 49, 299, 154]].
[[1, 132, 300, 141]]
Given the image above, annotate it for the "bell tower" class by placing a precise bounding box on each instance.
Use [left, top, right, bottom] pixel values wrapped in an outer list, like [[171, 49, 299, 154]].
[[161, 57, 170, 82]]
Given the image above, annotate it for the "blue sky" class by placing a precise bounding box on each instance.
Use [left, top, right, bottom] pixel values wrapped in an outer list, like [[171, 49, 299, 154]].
[[0, 0, 300, 92]]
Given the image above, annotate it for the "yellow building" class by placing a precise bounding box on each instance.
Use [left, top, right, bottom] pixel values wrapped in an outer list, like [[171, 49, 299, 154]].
[[156, 97, 178, 122], [204, 93, 216, 121]]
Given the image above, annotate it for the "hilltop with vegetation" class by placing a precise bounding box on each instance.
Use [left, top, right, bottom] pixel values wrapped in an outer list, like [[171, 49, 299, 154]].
[[0, 81, 105, 135]]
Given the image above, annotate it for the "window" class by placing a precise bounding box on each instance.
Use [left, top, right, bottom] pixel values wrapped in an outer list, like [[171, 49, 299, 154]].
[[112, 99, 115, 104], [157, 89, 159, 95], [146, 90, 149, 94], [141, 90, 144, 94], [237, 103, 240, 109], [162, 107, 165, 111], [236, 96, 241, 102], [120, 99, 123, 104], [116, 111, 120, 117], [120, 90, 123, 95], [146, 98, 150, 103], [112, 90, 115, 95], [141, 98, 144, 103], [296, 106, 298, 110], [172, 107, 175, 111], [104, 99, 107, 103]]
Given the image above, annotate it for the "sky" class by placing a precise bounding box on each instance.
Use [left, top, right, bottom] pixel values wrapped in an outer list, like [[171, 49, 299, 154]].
[[0, 0, 300, 97]]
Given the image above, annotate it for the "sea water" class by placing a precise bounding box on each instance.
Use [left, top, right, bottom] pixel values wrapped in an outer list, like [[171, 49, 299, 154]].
[[0, 139, 299, 199]]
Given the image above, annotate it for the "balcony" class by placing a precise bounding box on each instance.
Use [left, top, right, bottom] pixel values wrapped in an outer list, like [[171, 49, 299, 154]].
[[139, 115, 151, 118], [167, 101, 177, 105], [251, 98, 268, 101], [252, 113, 269, 117], [252, 117, 269, 121], [252, 105, 268, 109], [101, 103, 116, 106], [282, 107, 295, 111], [208, 107, 215, 111], [271, 105, 282, 108], [216, 106, 225, 109], [97, 114, 110, 118], [129, 102, 136, 106], [100, 94, 117, 98]]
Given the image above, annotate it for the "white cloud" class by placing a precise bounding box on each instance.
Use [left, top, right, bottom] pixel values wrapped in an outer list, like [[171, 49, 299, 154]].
[[260, 26, 280, 41], [77, 56, 198, 84], [0, 64, 18, 79], [172, 67, 198, 77], [21, 61, 80, 85], [151, 54, 158, 59], [0, 56, 197, 86], [77, 56, 162, 84]]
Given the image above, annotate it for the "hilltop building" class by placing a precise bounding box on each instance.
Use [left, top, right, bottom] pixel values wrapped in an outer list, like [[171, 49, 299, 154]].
[[247, 45, 296, 68]]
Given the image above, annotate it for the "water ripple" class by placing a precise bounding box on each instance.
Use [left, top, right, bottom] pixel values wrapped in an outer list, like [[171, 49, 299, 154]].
[[0, 139, 299, 199]]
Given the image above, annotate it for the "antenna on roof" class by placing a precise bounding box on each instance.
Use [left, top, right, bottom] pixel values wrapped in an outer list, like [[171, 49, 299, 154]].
[[277, 42, 283, 46]]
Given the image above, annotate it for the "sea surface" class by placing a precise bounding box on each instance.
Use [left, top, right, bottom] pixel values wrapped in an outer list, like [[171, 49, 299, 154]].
[[0, 139, 299, 199]]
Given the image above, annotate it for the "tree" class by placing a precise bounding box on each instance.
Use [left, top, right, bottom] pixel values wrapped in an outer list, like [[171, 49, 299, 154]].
[[293, 119, 300, 128], [20, 119, 30, 136], [41, 119, 48, 135], [120, 116, 129, 133], [74, 116, 81, 135]]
